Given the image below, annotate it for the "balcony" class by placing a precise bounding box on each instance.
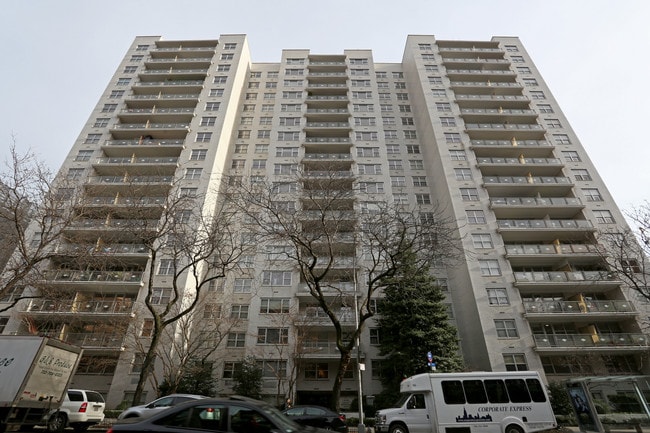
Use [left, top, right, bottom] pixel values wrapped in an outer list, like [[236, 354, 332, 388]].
[[109, 122, 190, 140], [296, 282, 355, 298], [470, 139, 553, 158], [455, 94, 530, 109], [56, 243, 149, 257], [303, 153, 351, 161], [118, 107, 194, 123], [300, 341, 361, 359], [465, 122, 545, 140], [489, 196, 583, 219], [304, 122, 351, 129], [497, 219, 594, 241], [524, 300, 636, 322], [85, 175, 173, 194], [533, 333, 648, 354], [505, 243, 601, 264], [92, 156, 178, 175], [297, 308, 356, 327], [477, 157, 563, 177], [101, 139, 184, 158], [446, 69, 516, 77], [304, 137, 351, 144], [514, 270, 620, 292], [41, 269, 144, 289], [65, 219, 160, 237], [138, 68, 209, 80], [305, 95, 348, 102], [26, 298, 135, 316], [41, 332, 126, 350], [443, 58, 510, 64], [483, 176, 572, 196]]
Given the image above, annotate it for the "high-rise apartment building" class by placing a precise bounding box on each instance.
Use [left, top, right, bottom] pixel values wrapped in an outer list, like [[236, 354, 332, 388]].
[[2, 34, 647, 409]]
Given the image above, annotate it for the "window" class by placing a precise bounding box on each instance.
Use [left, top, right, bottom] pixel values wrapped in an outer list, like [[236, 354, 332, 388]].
[[185, 168, 203, 180], [213, 76, 228, 84], [252, 159, 266, 169], [396, 93, 409, 100], [350, 58, 369, 65], [388, 160, 403, 170], [562, 150, 581, 162], [355, 131, 378, 141], [573, 169, 592, 181], [460, 188, 479, 201], [538, 104, 554, 113], [190, 149, 207, 161], [402, 117, 415, 125], [404, 130, 417, 139], [266, 81, 277, 89], [305, 363, 329, 380], [428, 76, 443, 85], [391, 176, 406, 187], [436, 102, 452, 112], [281, 103, 301, 112], [129, 55, 143, 62], [217, 64, 231, 72], [262, 270, 292, 286], [553, 134, 571, 144], [382, 117, 396, 126], [467, 210, 486, 224], [260, 298, 290, 314], [440, 117, 456, 127], [258, 130, 271, 139], [109, 90, 124, 99], [282, 91, 302, 99], [123, 66, 137, 73], [406, 145, 420, 154], [223, 43, 237, 50], [220, 53, 234, 60], [231, 159, 245, 169], [522, 78, 538, 86], [385, 130, 398, 139], [375, 72, 387, 78], [179, 187, 197, 197], [284, 79, 303, 87], [255, 144, 269, 153], [421, 54, 435, 61], [66, 168, 84, 180], [353, 104, 374, 112], [354, 117, 376, 126], [516, 66, 531, 74], [369, 328, 381, 345], [418, 44, 432, 51], [245, 92, 257, 100], [279, 117, 300, 126], [285, 69, 304, 76], [504, 354, 528, 371], [377, 82, 389, 89], [274, 164, 298, 175], [267, 71, 279, 78], [479, 260, 501, 276], [227, 333, 246, 348], [196, 132, 212, 142], [412, 176, 427, 187], [454, 168, 472, 180], [546, 118, 562, 128], [472, 233, 493, 249], [351, 79, 371, 87], [233, 278, 252, 293], [141, 319, 154, 337], [358, 164, 382, 175], [530, 91, 546, 100], [151, 287, 172, 303], [230, 305, 249, 319], [131, 353, 145, 373], [386, 145, 400, 154], [594, 210, 615, 224], [200, 116, 217, 126], [395, 82, 406, 89], [204, 304, 222, 319], [359, 182, 384, 193], [75, 150, 94, 162], [243, 104, 255, 112], [116, 78, 131, 86], [261, 104, 274, 112], [354, 91, 373, 99], [582, 188, 602, 201], [84, 133, 102, 144], [449, 150, 466, 160], [445, 132, 462, 143], [357, 147, 380, 157], [276, 147, 299, 157], [257, 328, 289, 344], [393, 193, 408, 204], [205, 102, 220, 111], [286, 58, 305, 65], [409, 160, 424, 170], [277, 131, 299, 141], [487, 288, 509, 306], [415, 194, 431, 204], [511, 56, 524, 63], [237, 130, 251, 139], [431, 89, 447, 97], [259, 117, 273, 125], [101, 104, 117, 112], [504, 44, 519, 52], [495, 319, 518, 338], [398, 105, 412, 113]]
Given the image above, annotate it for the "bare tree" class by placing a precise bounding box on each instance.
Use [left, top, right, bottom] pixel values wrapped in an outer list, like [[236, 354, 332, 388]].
[[231, 170, 461, 410], [0, 143, 84, 313], [598, 203, 650, 301]]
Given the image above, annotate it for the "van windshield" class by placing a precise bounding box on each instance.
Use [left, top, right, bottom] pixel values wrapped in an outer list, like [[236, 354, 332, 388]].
[[391, 393, 412, 408]]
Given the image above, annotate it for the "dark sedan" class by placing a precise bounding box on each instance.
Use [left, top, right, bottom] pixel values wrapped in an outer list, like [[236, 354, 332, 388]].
[[107, 396, 329, 433], [283, 405, 348, 433]]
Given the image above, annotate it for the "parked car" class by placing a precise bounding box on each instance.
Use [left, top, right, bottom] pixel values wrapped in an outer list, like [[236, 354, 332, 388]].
[[108, 395, 329, 433], [45, 389, 106, 433], [117, 394, 207, 419], [283, 405, 348, 433]]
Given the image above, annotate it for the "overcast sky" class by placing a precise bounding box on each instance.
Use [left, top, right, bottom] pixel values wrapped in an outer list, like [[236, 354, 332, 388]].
[[2, 0, 649, 212]]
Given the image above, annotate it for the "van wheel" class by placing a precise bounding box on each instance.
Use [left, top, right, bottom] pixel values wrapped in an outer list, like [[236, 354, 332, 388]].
[[505, 424, 523, 433], [47, 413, 67, 433], [389, 423, 409, 433]]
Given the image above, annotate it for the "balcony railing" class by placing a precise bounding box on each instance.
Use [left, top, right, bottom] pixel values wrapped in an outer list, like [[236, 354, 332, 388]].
[[461, 108, 536, 115], [514, 270, 615, 283], [484, 176, 571, 185], [451, 81, 521, 88], [57, 243, 148, 255], [306, 83, 347, 88], [307, 72, 348, 77], [446, 69, 515, 75], [533, 333, 648, 349], [87, 196, 166, 206], [68, 219, 159, 230], [490, 197, 582, 207], [478, 157, 561, 165], [94, 157, 178, 165], [439, 47, 503, 53], [304, 122, 350, 128], [456, 94, 529, 101], [103, 139, 184, 146], [506, 244, 600, 256], [524, 300, 634, 314], [308, 61, 347, 66], [305, 95, 348, 101], [139, 68, 209, 74], [305, 109, 349, 114], [466, 123, 544, 131], [146, 57, 212, 62], [304, 137, 351, 143], [86, 175, 173, 184], [42, 269, 144, 283], [27, 299, 135, 315], [40, 332, 125, 349], [497, 219, 593, 230], [128, 94, 200, 100], [303, 153, 351, 160], [444, 58, 510, 64], [110, 123, 189, 130], [471, 139, 551, 147], [302, 170, 353, 178], [135, 80, 204, 86]]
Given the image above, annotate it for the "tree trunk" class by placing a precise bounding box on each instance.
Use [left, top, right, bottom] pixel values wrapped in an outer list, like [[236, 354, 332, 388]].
[[330, 350, 352, 411], [131, 325, 162, 405]]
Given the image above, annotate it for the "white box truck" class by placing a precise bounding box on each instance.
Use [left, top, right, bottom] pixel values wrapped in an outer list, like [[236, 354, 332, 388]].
[[375, 371, 557, 433], [0, 336, 82, 432]]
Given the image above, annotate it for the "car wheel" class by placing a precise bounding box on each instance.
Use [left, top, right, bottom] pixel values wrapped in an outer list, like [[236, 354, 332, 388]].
[[47, 413, 67, 433], [389, 423, 408, 433]]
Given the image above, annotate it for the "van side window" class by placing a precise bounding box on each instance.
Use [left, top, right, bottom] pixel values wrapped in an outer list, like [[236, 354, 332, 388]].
[[441, 380, 466, 404], [505, 379, 532, 403], [484, 379, 509, 403], [463, 380, 488, 404], [526, 378, 547, 403], [407, 394, 426, 409]]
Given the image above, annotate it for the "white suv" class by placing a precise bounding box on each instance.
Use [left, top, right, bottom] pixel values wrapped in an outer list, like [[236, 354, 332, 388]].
[[46, 389, 106, 432]]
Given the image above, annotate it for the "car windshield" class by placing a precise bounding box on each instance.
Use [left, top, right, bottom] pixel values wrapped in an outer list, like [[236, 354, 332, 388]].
[[259, 404, 304, 432], [391, 393, 412, 408]]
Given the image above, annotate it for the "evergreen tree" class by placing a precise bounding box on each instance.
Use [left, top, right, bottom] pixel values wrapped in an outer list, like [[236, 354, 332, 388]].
[[232, 356, 263, 399], [376, 250, 464, 404], [158, 359, 217, 397]]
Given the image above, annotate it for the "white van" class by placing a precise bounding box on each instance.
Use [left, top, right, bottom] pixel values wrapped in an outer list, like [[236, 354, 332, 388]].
[[375, 371, 557, 433]]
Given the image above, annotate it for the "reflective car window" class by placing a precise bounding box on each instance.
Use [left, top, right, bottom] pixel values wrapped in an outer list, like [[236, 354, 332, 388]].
[[304, 407, 326, 415]]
